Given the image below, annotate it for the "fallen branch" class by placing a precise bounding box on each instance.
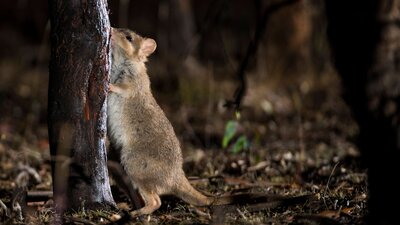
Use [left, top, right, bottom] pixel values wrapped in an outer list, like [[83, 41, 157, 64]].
[[27, 191, 53, 202]]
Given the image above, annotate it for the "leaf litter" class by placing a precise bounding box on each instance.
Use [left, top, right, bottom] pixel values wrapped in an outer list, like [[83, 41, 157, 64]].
[[0, 60, 367, 224]]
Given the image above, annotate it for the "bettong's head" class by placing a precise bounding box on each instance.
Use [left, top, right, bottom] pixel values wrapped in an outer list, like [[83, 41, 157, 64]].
[[110, 27, 157, 65]]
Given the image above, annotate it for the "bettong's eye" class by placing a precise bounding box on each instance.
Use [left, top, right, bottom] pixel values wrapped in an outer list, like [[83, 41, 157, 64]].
[[126, 35, 133, 42]]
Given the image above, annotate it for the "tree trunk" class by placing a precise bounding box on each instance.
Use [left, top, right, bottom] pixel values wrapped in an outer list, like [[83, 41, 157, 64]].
[[325, 1, 400, 225], [48, 0, 115, 215]]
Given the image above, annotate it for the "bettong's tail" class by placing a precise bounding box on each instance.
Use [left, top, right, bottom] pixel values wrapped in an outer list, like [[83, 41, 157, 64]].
[[174, 177, 236, 206]]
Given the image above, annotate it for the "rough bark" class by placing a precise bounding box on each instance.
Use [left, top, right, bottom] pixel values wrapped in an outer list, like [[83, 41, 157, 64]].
[[325, 1, 400, 224], [48, 0, 115, 214]]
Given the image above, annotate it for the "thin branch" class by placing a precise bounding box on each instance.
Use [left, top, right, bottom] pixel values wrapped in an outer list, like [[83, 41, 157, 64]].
[[27, 191, 53, 202], [0, 199, 9, 217], [323, 161, 340, 209], [225, 0, 301, 110]]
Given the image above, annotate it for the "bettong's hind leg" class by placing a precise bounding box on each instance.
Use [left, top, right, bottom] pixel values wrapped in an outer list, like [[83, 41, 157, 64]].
[[130, 189, 161, 216]]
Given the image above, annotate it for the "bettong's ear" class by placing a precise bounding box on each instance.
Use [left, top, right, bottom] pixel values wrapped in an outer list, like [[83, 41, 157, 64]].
[[140, 38, 157, 57]]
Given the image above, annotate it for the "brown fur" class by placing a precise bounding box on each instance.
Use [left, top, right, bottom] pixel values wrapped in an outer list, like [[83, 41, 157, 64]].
[[107, 28, 218, 216]]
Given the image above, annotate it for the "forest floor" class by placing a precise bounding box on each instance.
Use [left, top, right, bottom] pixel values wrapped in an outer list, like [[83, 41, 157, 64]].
[[0, 55, 367, 225]]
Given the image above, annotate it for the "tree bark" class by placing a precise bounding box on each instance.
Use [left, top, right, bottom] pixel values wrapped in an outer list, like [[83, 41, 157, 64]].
[[48, 0, 115, 214], [325, 1, 400, 225]]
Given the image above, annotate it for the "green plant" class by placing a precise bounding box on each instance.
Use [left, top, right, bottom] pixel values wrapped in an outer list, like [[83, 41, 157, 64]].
[[222, 112, 250, 154]]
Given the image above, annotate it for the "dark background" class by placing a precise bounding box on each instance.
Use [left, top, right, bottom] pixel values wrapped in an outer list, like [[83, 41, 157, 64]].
[[0, 1, 371, 224]]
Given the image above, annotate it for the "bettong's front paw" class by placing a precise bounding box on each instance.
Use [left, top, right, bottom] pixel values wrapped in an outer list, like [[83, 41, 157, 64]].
[[108, 83, 116, 92]]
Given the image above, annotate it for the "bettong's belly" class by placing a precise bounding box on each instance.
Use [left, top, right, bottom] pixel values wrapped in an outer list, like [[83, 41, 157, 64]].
[[107, 96, 126, 145]]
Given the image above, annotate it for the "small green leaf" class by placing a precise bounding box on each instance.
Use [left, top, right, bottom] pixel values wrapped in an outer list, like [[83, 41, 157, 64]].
[[232, 135, 249, 154], [222, 120, 237, 148]]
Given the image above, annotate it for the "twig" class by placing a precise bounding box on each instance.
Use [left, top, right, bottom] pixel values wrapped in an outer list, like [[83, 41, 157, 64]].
[[12, 202, 23, 221], [236, 208, 247, 220], [323, 162, 340, 209], [15, 171, 29, 187], [225, 0, 301, 110], [0, 199, 9, 217], [11, 188, 25, 221], [15, 161, 41, 188], [244, 194, 315, 213], [27, 191, 53, 202]]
